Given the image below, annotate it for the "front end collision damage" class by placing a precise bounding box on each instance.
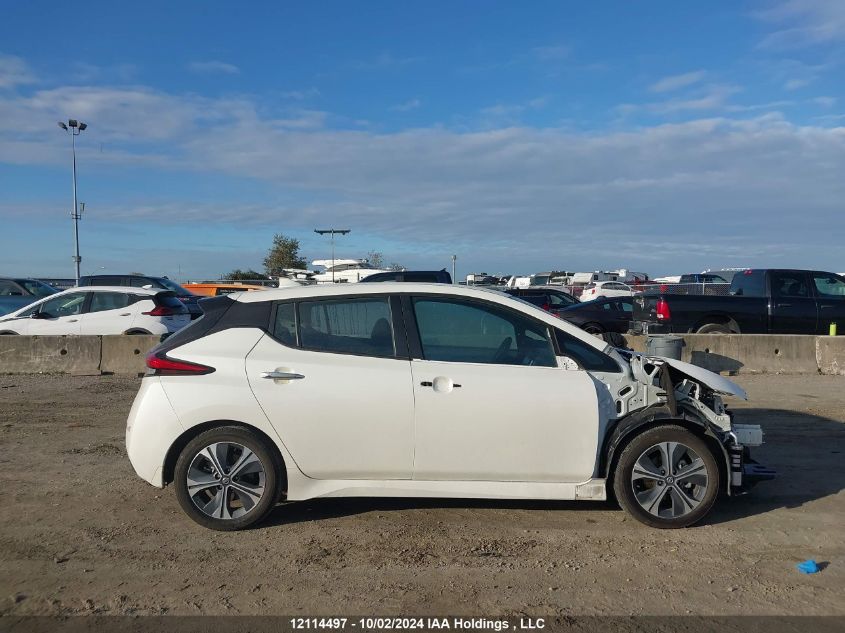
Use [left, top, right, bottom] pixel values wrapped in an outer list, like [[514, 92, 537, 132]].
[[591, 349, 775, 495]]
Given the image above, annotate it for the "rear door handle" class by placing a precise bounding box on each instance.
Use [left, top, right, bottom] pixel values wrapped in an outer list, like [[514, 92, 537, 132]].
[[261, 371, 305, 380], [420, 381, 461, 388]]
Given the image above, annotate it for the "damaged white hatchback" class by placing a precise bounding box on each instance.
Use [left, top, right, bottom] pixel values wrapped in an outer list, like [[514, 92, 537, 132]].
[[126, 283, 774, 530]]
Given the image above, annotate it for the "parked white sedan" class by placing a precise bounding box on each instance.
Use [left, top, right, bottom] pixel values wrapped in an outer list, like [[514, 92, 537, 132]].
[[126, 283, 772, 531], [579, 281, 634, 301], [0, 287, 190, 336]]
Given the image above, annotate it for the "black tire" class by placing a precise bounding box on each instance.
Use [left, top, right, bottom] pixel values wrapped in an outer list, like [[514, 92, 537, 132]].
[[613, 425, 720, 529], [124, 329, 152, 335], [602, 332, 627, 348], [696, 323, 732, 334], [174, 425, 280, 531], [582, 323, 605, 335]]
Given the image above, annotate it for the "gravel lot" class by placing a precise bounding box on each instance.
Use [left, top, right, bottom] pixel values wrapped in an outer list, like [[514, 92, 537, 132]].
[[1, 373, 843, 617]]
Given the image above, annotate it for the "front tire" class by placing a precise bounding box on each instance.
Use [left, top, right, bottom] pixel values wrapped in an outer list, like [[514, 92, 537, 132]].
[[613, 425, 720, 528], [174, 426, 280, 531]]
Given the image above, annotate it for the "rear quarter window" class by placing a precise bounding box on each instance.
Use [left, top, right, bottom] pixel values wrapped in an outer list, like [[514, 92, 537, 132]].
[[731, 270, 767, 296]]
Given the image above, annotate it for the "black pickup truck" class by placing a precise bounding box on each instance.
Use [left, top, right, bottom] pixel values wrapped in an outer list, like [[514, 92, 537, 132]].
[[631, 269, 845, 335]]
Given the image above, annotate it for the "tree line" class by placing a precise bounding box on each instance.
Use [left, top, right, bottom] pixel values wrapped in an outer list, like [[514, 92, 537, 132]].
[[223, 233, 402, 280]]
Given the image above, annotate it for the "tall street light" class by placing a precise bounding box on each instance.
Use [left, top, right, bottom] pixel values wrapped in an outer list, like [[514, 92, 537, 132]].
[[58, 119, 88, 285], [314, 229, 350, 283]]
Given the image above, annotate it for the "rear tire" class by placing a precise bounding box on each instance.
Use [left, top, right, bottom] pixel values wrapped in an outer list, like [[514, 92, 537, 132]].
[[582, 323, 605, 335], [613, 425, 720, 528], [174, 426, 280, 531], [696, 323, 732, 334]]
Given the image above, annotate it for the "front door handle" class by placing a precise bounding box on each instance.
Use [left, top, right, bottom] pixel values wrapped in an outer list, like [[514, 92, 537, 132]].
[[261, 371, 305, 380], [420, 380, 461, 388]]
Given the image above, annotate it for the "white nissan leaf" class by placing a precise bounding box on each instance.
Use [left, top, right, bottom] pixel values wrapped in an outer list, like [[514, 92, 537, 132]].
[[126, 283, 773, 530]]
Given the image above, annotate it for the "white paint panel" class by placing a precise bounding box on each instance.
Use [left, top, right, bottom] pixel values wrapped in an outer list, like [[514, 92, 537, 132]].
[[246, 335, 415, 479], [411, 360, 600, 482]]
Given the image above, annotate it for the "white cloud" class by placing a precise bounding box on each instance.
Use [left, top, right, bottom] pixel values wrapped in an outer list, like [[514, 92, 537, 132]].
[[187, 60, 240, 75], [0, 53, 37, 88], [649, 70, 707, 93], [811, 96, 837, 107], [784, 77, 813, 90], [756, 0, 845, 48], [620, 84, 742, 115], [2, 77, 845, 272]]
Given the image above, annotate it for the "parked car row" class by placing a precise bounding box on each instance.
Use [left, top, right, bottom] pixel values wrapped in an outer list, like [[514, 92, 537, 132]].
[[0, 278, 58, 316], [632, 269, 845, 335], [0, 287, 190, 336]]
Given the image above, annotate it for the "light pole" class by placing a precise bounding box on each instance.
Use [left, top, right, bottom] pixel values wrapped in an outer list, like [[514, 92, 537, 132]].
[[58, 119, 88, 285], [314, 228, 350, 283], [451, 254, 457, 284]]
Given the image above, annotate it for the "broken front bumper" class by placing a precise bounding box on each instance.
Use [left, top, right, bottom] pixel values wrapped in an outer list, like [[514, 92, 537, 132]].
[[726, 425, 776, 492]]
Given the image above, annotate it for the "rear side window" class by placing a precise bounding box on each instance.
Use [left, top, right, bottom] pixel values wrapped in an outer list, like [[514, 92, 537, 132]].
[[273, 302, 297, 347], [771, 272, 810, 298], [298, 298, 395, 357], [88, 292, 132, 313], [88, 275, 125, 286], [553, 329, 621, 373], [130, 277, 157, 288], [731, 270, 766, 296], [404, 273, 439, 282]]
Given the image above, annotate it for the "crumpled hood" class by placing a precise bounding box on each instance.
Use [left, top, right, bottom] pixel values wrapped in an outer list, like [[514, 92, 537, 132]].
[[653, 356, 747, 400]]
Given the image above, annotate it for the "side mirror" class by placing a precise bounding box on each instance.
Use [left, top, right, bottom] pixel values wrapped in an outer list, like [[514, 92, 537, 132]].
[[30, 312, 48, 319]]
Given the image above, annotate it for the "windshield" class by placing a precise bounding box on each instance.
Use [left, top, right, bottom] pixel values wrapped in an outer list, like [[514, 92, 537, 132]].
[[16, 279, 58, 298]]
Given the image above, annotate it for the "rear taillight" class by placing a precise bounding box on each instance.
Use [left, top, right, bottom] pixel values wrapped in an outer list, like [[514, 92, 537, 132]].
[[143, 306, 176, 316], [145, 352, 214, 376], [656, 298, 671, 321]]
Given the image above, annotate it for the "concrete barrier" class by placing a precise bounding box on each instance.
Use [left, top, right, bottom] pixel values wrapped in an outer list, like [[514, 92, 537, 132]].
[[816, 336, 845, 376], [626, 334, 824, 375], [0, 333, 842, 376], [0, 335, 102, 375], [100, 335, 161, 375]]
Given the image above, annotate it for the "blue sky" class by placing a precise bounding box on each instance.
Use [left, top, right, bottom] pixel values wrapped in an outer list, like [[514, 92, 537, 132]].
[[1, 0, 843, 281]]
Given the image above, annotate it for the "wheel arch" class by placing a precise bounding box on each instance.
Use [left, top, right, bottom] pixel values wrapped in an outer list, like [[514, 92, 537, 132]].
[[162, 420, 288, 500], [601, 410, 730, 495], [123, 328, 153, 335], [580, 321, 605, 334], [690, 314, 740, 334]]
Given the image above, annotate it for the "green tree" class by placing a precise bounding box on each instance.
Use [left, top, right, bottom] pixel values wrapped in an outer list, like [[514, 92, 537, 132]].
[[224, 269, 271, 281], [263, 233, 307, 276], [367, 250, 384, 268]]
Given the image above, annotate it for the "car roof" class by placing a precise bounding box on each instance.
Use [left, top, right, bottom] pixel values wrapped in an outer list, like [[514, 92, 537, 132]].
[[59, 286, 161, 295], [235, 282, 608, 350]]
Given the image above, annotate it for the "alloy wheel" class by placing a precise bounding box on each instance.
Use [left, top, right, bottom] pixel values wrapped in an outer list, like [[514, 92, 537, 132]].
[[186, 441, 266, 520], [631, 441, 709, 519]]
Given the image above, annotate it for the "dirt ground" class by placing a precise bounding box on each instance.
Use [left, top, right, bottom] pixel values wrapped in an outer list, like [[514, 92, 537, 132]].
[[0, 373, 843, 617]]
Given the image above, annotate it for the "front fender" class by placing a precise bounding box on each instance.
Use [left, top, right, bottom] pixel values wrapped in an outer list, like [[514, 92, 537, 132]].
[[599, 406, 732, 495]]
